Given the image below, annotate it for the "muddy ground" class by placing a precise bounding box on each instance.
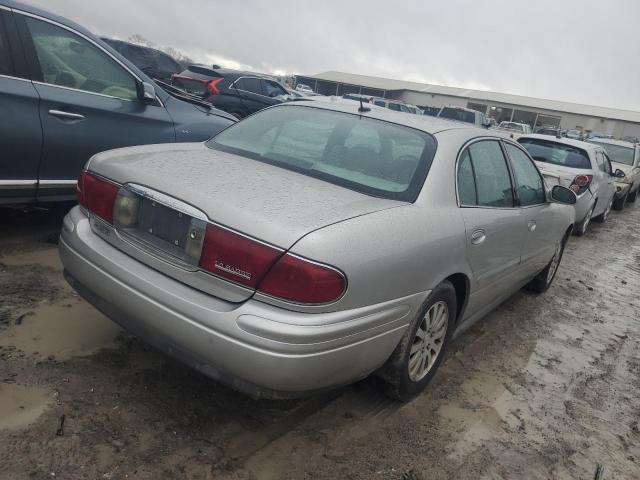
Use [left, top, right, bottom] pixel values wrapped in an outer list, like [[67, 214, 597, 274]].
[[0, 203, 639, 480]]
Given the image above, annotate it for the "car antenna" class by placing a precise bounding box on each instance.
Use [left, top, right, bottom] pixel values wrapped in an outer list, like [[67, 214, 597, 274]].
[[358, 98, 371, 113]]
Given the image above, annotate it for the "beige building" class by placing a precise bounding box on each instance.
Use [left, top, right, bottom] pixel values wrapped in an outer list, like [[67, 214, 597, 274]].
[[295, 71, 640, 139]]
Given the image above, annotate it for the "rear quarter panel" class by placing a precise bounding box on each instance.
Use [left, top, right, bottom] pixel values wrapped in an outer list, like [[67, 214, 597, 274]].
[[288, 202, 469, 313], [285, 128, 473, 315]]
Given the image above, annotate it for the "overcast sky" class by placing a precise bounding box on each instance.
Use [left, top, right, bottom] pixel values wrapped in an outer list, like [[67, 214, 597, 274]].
[[25, 0, 640, 111]]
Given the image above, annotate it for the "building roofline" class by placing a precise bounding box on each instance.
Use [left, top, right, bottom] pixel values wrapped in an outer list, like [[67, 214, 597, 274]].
[[297, 71, 640, 124]]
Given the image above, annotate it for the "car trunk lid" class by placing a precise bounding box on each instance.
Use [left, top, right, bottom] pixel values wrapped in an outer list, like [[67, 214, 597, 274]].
[[87, 143, 404, 301]]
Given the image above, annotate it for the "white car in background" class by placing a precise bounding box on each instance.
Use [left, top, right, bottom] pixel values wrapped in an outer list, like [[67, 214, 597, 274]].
[[519, 135, 619, 236], [587, 138, 640, 209], [566, 129, 583, 140], [437, 106, 488, 127], [295, 83, 314, 93], [496, 122, 533, 138]]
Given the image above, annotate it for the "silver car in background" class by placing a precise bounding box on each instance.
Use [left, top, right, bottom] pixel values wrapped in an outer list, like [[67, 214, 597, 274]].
[[587, 138, 640, 209], [59, 102, 576, 400], [519, 134, 619, 236]]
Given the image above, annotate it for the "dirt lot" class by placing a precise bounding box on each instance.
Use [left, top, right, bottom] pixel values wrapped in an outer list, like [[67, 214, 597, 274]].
[[0, 203, 639, 480]]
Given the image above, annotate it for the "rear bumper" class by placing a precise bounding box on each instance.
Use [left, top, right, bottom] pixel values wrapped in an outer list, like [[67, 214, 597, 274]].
[[59, 207, 424, 398]]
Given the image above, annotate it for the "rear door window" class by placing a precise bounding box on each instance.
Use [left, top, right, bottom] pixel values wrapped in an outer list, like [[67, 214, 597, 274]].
[[262, 79, 287, 98], [235, 77, 262, 95], [457, 150, 477, 205], [388, 103, 401, 112], [504, 143, 545, 206], [459, 140, 514, 208], [518, 138, 592, 169], [0, 14, 15, 76], [24, 17, 137, 100]]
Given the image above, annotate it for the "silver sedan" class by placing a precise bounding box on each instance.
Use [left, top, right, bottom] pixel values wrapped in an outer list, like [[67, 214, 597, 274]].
[[59, 102, 576, 400]]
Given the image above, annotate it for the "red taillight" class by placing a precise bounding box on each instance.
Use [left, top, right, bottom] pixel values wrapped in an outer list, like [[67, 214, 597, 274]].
[[198, 224, 282, 288], [258, 254, 347, 304], [207, 77, 224, 95], [570, 174, 593, 194], [78, 171, 119, 224]]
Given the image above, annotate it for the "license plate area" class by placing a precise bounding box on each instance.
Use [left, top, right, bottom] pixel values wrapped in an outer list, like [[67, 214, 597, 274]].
[[115, 185, 207, 268]]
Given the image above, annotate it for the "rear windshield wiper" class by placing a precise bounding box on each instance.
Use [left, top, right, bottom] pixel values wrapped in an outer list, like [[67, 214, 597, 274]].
[[154, 80, 213, 110]]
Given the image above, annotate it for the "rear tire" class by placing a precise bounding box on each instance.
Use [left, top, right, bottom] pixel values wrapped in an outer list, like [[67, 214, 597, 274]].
[[613, 191, 628, 211], [377, 281, 456, 401], [526, 233, 568, 294], [574, 203, 594, 236], [593, 196, 613, 223]]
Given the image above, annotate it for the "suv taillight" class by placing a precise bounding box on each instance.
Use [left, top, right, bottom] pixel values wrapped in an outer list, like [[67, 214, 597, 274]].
[[569, 174, 593, 195], [258, 254, 347, 304], [207, 77, 224, 95], [77, 171, 120, 224]]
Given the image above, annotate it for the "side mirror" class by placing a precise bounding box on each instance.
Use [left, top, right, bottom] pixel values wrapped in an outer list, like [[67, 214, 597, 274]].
[[550, 185, 577, 205], [613, 168, 626, 178], [137, 81, 157, 105]]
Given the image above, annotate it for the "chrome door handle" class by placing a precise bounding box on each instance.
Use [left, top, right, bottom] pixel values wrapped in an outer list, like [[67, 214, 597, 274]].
[[48, 109, 85, 120], [471, 229, 486, 245], [528, 220, 537, 232]]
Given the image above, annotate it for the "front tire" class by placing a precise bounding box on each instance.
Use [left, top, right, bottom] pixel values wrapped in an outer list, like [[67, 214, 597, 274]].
[[378, 281, 456, 401], [613, 191, 628, 210], [628, 185, 637, 203]]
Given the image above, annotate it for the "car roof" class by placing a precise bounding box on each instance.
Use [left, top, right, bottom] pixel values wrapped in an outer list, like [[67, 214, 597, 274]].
[[586, 138, 636, 148], [441, 106, 477, 113], [519, 134, 603, 152], [272, 100, 503, 137]]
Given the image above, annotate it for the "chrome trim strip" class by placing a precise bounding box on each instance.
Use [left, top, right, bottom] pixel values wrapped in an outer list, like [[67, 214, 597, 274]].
[[39, 180, 77, 187], [0, 180, 37, 187], [125, 183, 208, 221], [0, 5, 10, 11], [0, 73, 31, 83], [33, 81, 137, 102]]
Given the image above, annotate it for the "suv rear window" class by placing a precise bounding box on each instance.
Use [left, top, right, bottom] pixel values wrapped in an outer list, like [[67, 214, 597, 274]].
[[439, 107, 475, 124], [588, 141, 635, 166], [207, 105, 436, 202], [518, 138, 591, 169]]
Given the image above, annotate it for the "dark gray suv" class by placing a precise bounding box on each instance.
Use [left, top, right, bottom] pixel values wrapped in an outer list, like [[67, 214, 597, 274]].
[[0, 1, 235, 205]]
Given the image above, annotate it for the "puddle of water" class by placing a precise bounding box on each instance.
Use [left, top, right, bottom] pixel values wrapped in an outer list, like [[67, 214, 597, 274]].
[[0, 384, 51, 430], [0, 247, 62, 271], [0, 299, 121, 359]]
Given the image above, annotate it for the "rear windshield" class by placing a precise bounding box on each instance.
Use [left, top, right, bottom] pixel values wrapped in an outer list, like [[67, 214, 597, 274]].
[[439, 107, 475, 124], [518, 138, 591, 169], [588, 141, 635, 166], [207, 105, 436, 202]]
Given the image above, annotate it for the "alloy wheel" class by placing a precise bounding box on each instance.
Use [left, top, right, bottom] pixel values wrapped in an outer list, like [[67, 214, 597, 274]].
[[408, 301, 449, 382]]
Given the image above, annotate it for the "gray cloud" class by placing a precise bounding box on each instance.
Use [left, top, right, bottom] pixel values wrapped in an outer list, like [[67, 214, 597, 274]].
[[24, 0, 640, 110]]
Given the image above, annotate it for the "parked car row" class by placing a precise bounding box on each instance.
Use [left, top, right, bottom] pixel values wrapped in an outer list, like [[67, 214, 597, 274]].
[[517, 134, 640, 236]]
